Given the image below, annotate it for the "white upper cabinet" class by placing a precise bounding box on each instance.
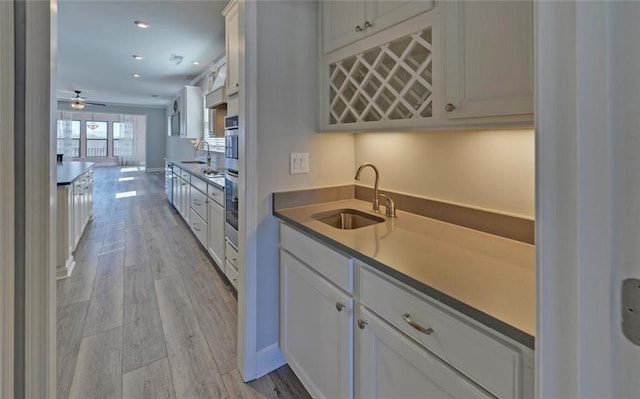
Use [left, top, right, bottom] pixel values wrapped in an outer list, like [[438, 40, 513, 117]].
[[322, 0, 434, 53], [444, 0, 533, 119], [223, 0, 240, 97], [180, 85, 203, 139]]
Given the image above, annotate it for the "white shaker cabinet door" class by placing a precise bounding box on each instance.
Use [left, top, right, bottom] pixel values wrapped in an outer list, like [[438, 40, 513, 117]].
[[322, 0, 367, 53], [207, 199, 225, 268], [357, 307, 493, 399], [280, 250, 353, 399], [444, 0, 533, 119]]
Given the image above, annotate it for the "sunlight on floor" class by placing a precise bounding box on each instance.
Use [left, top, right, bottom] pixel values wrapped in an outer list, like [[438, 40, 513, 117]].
[[115, 191, 137, 199], [118, 177, 135, 182], [120, 167, 139, 173]]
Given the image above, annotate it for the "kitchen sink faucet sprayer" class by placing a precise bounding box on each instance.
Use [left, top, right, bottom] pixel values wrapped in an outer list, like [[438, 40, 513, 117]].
[[354, 162, 381, 213]]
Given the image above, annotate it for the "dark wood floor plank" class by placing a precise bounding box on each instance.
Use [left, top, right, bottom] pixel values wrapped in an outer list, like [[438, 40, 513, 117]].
[[122, 357, 175, 399], [68, 326, 122, 399], [57, 256, 99, 307], [270, 365, 313, 399], [83, 250, 124, 337], [122, 262, 167, 373], [182, 266, 238, 374], [57, 301, 89, 399], [222, 369, 280, 399], [155, 275, 228, 399]]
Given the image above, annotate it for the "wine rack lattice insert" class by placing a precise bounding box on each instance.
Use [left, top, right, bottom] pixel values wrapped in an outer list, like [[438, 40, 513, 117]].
[[329, 27, 433, 125]]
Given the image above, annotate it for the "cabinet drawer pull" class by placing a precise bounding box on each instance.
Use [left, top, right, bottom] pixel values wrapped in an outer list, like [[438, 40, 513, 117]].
[[335, 302, 346, 312], [355, 25, 363, 32], [445, 103, 456, 112], [357, 319, 368, 329], [363, 20, 372, 29], [193, 199, 203, 206], [401, 313, 433, 335], [193, 223, 202, 232]]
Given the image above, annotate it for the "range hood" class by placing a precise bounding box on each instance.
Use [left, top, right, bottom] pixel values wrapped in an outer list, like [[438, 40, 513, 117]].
[[206, 86, 227, 109]]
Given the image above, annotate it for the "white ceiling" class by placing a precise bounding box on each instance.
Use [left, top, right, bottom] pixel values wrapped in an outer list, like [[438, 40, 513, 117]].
[[57, 0, 227, 107]]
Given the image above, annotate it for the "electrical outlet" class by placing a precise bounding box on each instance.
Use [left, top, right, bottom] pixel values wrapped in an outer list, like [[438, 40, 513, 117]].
[[290, 153, 309, 174]]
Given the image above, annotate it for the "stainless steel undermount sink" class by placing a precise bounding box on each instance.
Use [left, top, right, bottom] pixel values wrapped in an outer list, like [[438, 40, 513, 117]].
[[181, 160, 207, 164], [312, 208, 385, 230]]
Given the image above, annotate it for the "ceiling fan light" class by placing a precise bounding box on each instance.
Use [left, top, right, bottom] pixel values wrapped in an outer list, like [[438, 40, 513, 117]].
[[87, 121, 99, 130], [71, 101, 85, 110]]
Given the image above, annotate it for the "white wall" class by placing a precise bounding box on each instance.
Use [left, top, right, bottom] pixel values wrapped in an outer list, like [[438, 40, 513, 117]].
[[251, 0, 354, 356], [354, 129, 535, 218]]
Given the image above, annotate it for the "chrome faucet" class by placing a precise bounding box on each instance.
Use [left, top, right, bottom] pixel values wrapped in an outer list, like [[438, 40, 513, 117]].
[[354, 163, 381, 213], [196, 141, 212, 165], [354, 162, 397, 217]]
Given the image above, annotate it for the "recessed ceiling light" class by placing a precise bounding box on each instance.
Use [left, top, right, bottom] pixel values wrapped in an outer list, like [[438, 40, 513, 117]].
[[192, 61, 200, 65], [132, 73, 141, 78], [134, 20, 150, 29], [132, 55, 143, 60]]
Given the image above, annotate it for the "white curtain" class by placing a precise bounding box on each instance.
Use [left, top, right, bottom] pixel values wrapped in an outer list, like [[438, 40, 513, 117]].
[[116, 114, 145, 166], [56, 111, 75, 159]]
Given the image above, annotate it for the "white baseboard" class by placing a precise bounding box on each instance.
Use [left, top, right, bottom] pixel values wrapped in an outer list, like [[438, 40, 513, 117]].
[[56, 255, 75, 280], [145, 167, 163, 172], [254, 343, 286, 379]]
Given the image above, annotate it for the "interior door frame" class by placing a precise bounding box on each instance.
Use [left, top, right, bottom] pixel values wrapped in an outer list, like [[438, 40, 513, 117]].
[[1, 0, 57, 397], [0, 1, 16, 397]]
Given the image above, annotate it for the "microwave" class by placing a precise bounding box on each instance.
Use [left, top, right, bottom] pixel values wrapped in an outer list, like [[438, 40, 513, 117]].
[[170, 112, 180, 136]]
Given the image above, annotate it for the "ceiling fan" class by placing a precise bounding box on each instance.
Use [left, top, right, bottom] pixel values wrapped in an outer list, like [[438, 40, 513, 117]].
[[63, 90, 106, 110]]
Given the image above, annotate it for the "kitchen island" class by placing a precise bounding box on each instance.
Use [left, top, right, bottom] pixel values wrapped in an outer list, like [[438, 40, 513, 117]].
[[56, 161, 94, 279]]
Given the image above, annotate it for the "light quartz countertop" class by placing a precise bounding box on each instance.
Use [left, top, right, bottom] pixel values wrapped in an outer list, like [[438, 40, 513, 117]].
[[274, 198, 535, 348], [165, 158, 225, 190], [56, 161, 94, 186]]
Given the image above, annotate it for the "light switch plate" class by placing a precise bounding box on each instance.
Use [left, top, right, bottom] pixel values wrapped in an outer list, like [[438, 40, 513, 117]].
[[290, 153, 309, 174]]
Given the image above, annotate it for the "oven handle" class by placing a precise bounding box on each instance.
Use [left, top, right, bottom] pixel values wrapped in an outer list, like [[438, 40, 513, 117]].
[[225, 171, 239, 183]]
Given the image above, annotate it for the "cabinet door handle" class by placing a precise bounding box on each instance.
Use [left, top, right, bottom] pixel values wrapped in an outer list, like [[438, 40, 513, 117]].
[[401, 313, 433, 335], [357, 319, 368, 329], [235, 83, 239, 87], [445, 103, 456, 112], [355, 25, 363, 32], [363, 20, 372, 29], [335, 302, 346, 312]]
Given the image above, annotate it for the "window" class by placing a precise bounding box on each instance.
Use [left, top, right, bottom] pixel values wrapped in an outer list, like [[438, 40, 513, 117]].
[[86, 120, 108, 157], [56, 120, 80, 157], [113, 122, 133, 157]]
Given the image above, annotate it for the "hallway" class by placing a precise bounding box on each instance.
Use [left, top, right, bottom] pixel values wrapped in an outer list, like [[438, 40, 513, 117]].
[[56, 167, 310, 399]]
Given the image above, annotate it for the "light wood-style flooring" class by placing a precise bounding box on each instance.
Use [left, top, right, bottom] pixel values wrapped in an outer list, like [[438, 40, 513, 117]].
[[57, 166, 310, 399]]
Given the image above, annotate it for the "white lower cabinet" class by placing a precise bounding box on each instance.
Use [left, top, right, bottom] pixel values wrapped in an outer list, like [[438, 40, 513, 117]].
[[207, 187, 225, 267], [280, 250, 353, 399], [279, 222, 533, 399], [356, 307, 491, 399]]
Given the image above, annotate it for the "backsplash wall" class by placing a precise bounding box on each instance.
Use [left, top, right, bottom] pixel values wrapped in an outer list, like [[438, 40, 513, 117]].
[[354, 129, 535, 219]]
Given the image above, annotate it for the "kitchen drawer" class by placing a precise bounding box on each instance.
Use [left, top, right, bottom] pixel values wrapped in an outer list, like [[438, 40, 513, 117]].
[[180, 168, 191, 181], [360, 266, 522, 399], [225, 260, 238, 289], [190, 186, 207, 220], [280, 223, 352, 293], [208, 184, 224, 205], [190, 208, 207, 248], [191, 175, 208, 194], [225, 239, 239, 270]]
